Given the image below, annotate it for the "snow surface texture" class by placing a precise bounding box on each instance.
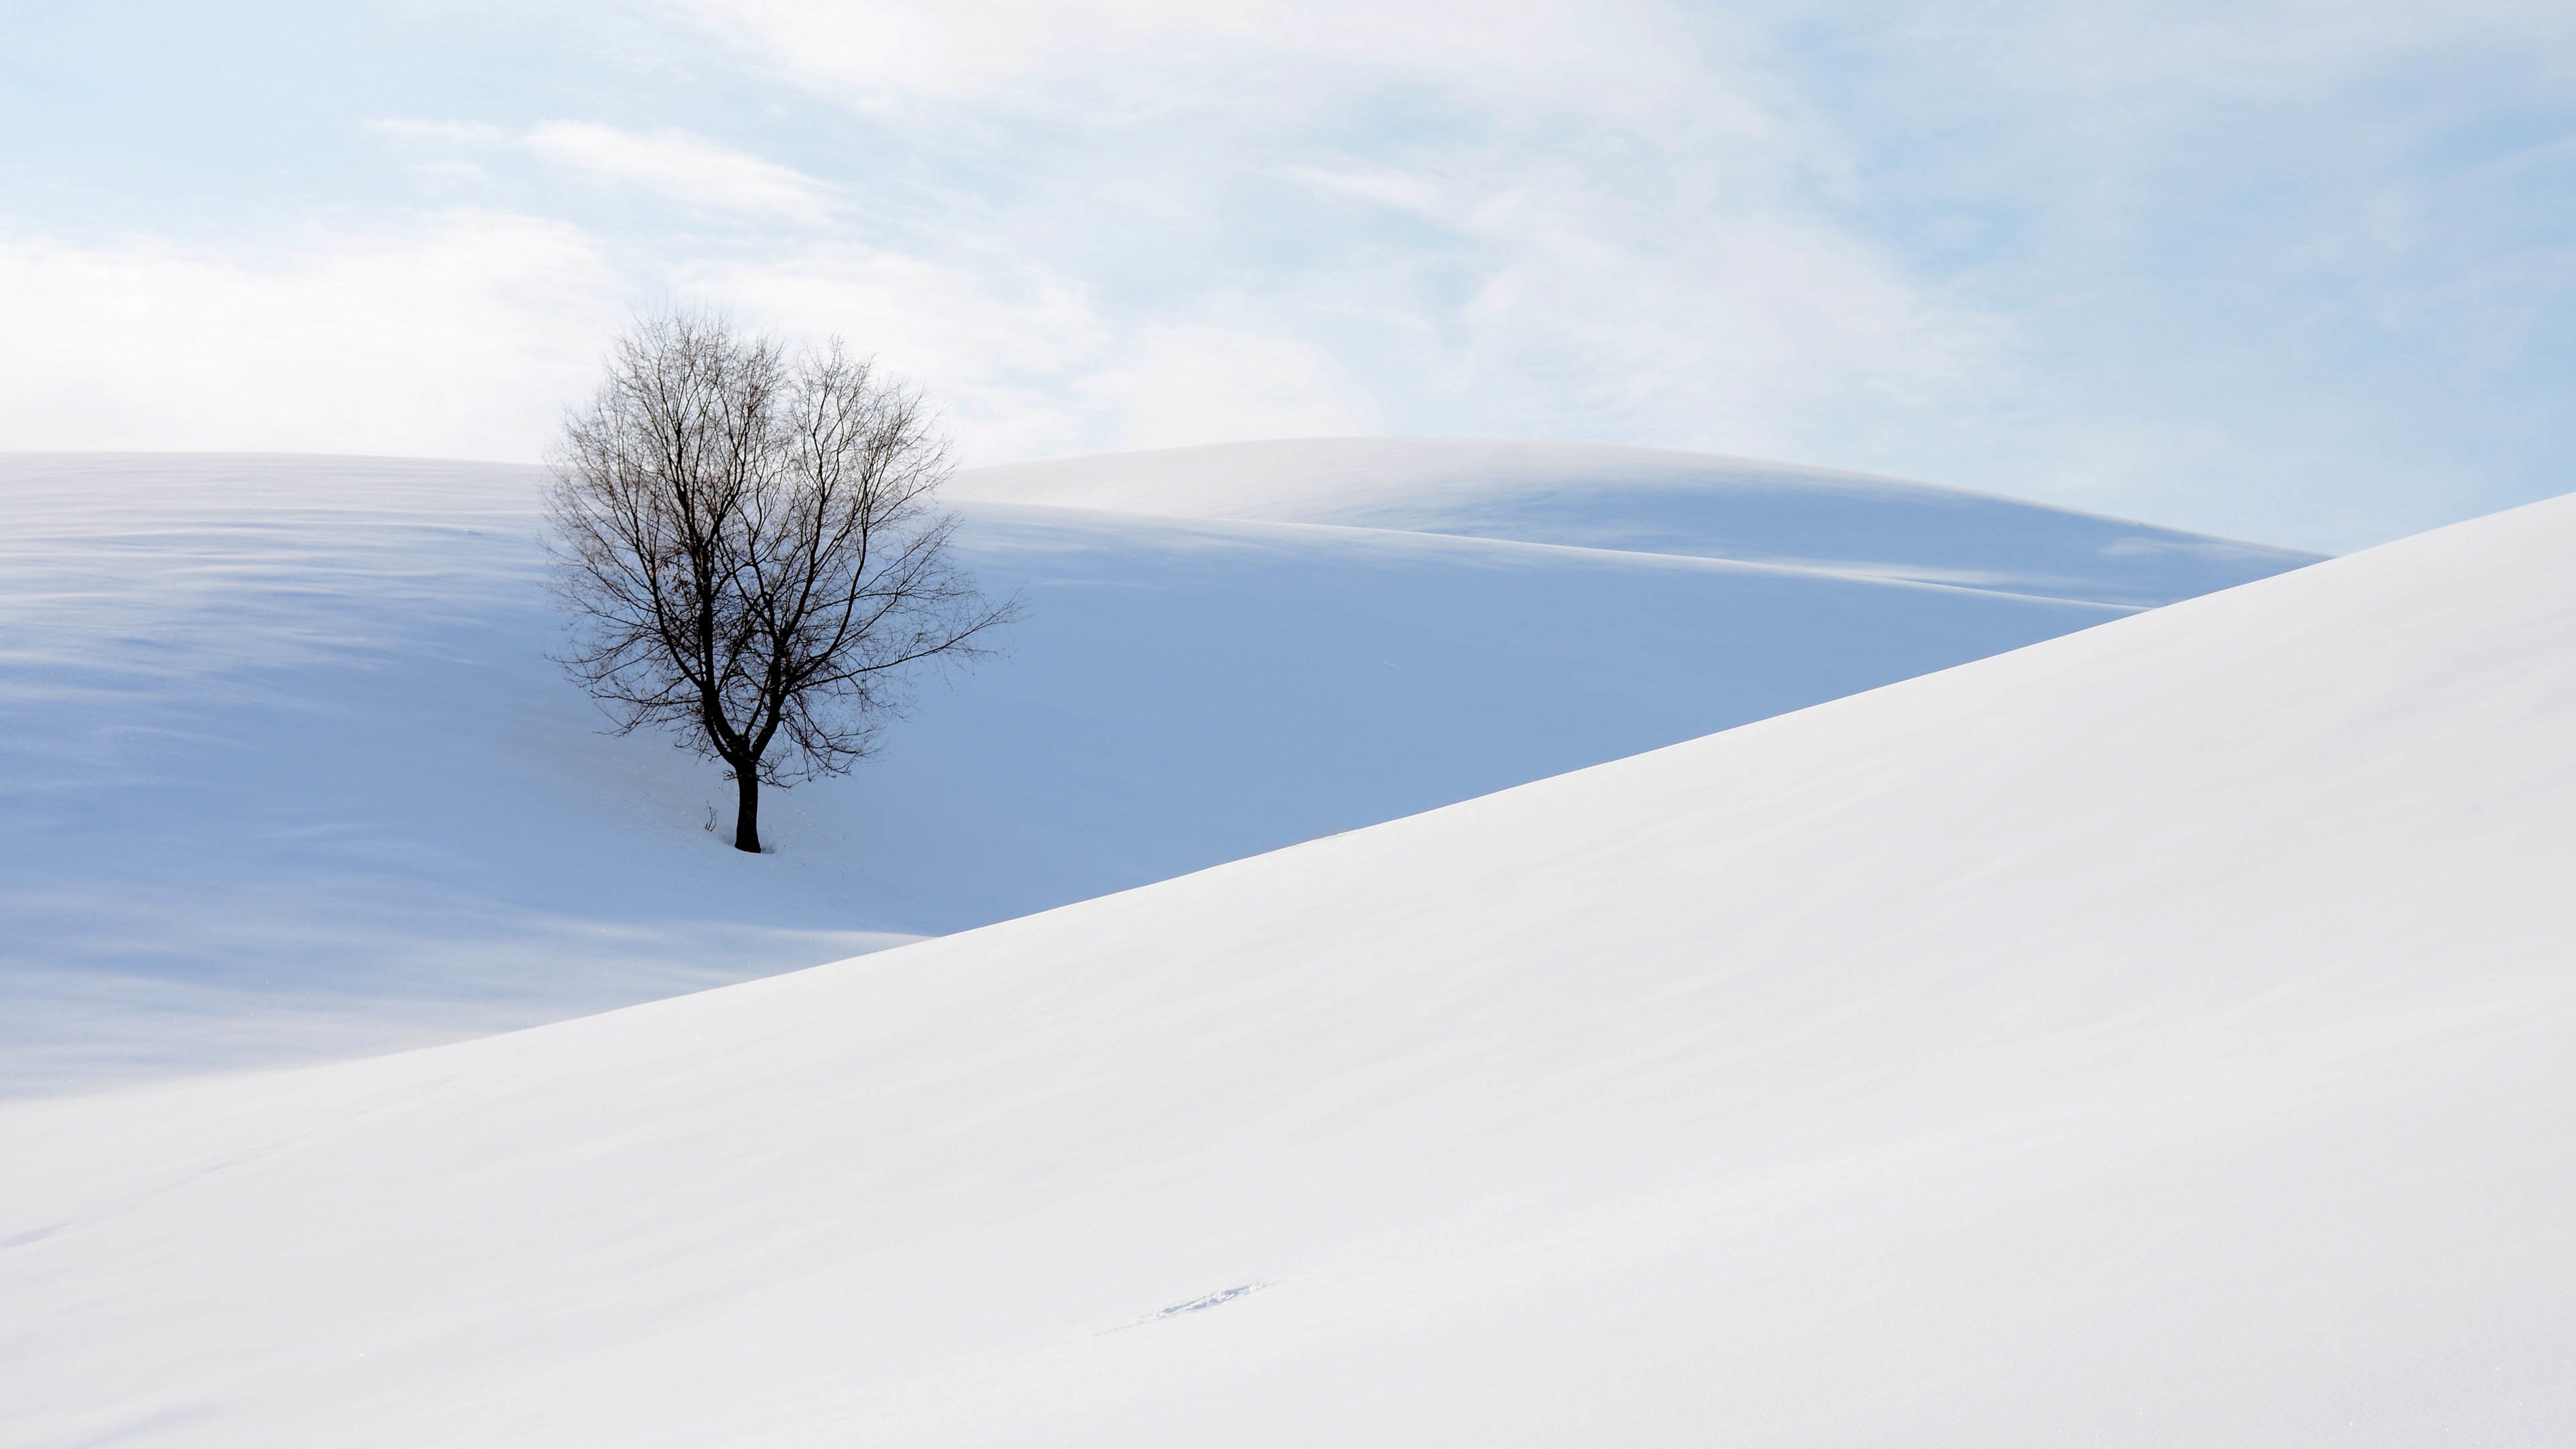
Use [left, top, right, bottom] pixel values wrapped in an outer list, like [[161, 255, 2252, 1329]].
[[0, 446, 2311, 1091], [949, 437, 2304, 607], [3, 481, 2563, 1447]]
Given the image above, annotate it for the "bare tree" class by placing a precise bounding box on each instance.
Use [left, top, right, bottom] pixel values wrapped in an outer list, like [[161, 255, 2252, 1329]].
[[545, 311, 1017, 853]]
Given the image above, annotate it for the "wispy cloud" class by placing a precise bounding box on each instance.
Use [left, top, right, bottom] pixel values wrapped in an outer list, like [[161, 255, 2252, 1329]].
[[0, 214, 619, 458], [522, 122, 839, 223], [666, 0, 2011, 474], [368, 118, 839, 224]]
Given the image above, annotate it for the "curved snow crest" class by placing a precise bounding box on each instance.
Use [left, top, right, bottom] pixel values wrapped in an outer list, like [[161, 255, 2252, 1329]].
[[1, 451, 2164, 1091], [953, 437, 2323, 607], [3, 485, 2569, 1445]]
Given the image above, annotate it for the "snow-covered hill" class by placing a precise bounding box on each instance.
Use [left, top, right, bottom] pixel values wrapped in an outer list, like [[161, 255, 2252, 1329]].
[[3, 477, 2564, 1446], [0, 444, 2310, 1091], [950, 437, 2309, 606]]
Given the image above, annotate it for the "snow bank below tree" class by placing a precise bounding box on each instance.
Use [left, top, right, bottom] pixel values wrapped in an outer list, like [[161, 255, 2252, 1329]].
[[1, 444, 2307, 1091]]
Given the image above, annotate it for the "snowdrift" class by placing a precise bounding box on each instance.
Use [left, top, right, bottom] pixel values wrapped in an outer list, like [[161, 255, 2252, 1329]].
[[5, 482, 2566, 1446], [950, 437, 2309, 607], [0, 444, 2307, 1090]]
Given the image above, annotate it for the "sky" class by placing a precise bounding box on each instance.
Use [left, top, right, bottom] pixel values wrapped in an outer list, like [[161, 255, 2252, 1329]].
[[4, 0, 2572, 553]]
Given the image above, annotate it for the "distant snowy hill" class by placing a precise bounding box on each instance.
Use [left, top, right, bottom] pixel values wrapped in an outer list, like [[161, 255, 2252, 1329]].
[[0, 445, 2314, 1089], [3, 478, 2562, 1446], [951, 437, 2310, 606]]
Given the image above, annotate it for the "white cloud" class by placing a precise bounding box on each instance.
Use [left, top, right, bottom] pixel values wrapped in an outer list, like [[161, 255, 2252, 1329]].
[[677, 0, 1715, 111], [685, 245, 1113, 460], [0, 214, 622, 458], [1878, 0, 2576, 106], [367, 118, 839, 224], [656, 0, 2007, 472], [29, 4, 2006, 491], [1073, 324, 1381, 452], [523, 121, 839, 223], [1441, 191, 2008, 461], [366, 119, 511, 147], [683, 240, 1386, 462]]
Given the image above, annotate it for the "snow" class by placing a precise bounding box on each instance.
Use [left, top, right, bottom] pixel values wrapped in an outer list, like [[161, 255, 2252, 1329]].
[[950, 437, 2313, 606], [4, 468, 2566, 1445], [0, 442, 2308, 1091]]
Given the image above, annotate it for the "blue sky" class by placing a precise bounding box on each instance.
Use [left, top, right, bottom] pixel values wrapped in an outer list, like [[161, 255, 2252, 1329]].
[[6, 0, 2572, 551]]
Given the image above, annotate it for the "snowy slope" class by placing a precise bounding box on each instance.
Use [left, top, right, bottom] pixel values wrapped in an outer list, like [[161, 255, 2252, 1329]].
[[3, 445, 2306, 1091], [4, 488, 2567, 1446], [951, 437, 2314, 606]]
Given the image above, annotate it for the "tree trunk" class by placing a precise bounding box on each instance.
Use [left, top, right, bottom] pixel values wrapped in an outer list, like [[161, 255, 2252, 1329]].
[[732, 769, 762, 854]]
